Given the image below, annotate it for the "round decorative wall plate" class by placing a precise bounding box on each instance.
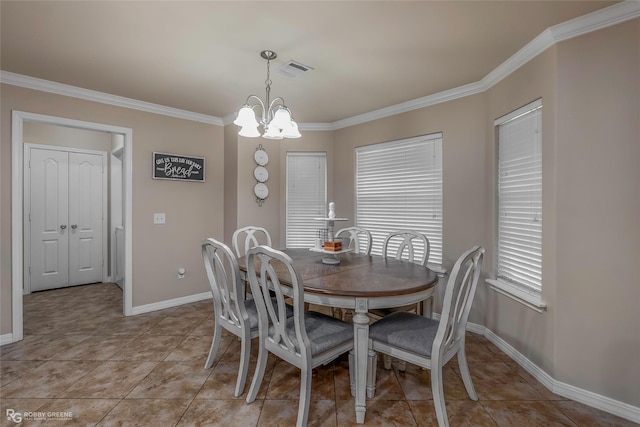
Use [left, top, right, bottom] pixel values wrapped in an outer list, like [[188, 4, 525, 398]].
[[254, 183, 269, 199], [254, 148, 269, 166], [254, 166, 269, 182]]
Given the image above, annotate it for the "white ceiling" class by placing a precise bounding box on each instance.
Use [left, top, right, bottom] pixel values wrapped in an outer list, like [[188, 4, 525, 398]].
[[0, 1, 621, 125]]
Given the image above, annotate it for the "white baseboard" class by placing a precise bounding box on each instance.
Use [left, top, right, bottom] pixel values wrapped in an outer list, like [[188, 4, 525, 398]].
[[474, 321, 640, 424], [131, 291, 211, 316], [0, 333, 14, 346]]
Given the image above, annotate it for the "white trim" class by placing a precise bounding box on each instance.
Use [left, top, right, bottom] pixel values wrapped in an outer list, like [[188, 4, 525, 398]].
[[2, 2, 638, 131], [131, 292, 211, 316], [11, 111, 134, 344], [486, 279, 547, 313], [428, 315, 640, 424], [0, 72, 223, 126], [548, 0, 640, 43], [0, 333, 14, 346], [494, 98, 543, 126], [480, 324, 640, 424], [331, 82, 485, 130]]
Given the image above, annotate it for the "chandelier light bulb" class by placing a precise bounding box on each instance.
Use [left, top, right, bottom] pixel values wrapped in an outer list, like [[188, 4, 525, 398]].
[[234, 105, 259, 128]]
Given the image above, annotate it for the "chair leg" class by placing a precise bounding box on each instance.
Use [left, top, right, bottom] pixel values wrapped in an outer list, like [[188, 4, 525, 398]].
[[245, 341, 268, 404], [431, 365, 449, 427], [366, 348, 378, 399], [344, 309, 354, 323], [234, 331, 251, 397], [457, 348, 478, 400], [297, 366, 312, 427], [397, 359, 406, 372], [204, 322, 222, 369], [383, 354, 392, 370]]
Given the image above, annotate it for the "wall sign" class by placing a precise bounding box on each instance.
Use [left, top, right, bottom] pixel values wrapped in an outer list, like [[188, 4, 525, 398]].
[[153, 152, 205, 182]]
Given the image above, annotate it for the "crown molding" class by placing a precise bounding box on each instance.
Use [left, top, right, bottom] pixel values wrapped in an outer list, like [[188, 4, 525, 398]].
[[2, 1, 638, 131], [549, 0, 640, 43], [482, 1, 640, 90], [0, 71, 223, 126], [331, 81, 485, 130], [336, 0, 640, 129]]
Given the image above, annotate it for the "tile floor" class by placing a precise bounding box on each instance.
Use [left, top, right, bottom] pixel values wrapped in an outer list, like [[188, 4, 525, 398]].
[[1, 283, 637, 426]]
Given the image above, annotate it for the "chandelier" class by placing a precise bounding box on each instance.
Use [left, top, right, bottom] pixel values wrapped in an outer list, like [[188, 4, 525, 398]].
[[234, 50, 301, 139]]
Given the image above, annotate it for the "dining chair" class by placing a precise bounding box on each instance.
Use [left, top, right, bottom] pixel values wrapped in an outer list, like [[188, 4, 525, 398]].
[[232, 226, 272, 298], [335, 226, 373, 255], [367, 246, 485, 427], [232, 226, 272, 258], [245, 245, 354, 427], [201, 238, 259, 397], [369, 229, 432, 369]]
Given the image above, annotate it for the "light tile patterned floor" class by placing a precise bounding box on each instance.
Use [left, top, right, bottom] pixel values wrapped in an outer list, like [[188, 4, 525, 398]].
[[1, 283, 637, 426]]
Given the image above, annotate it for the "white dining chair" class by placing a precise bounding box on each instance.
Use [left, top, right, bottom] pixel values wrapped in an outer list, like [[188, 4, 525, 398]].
[[245, 245, 354, 427], [367, 246, 485, 427], [201, 238, 258, 397], [335, 226, 373, 255], [232, 226, 272, 258], [369, 230, 431, 368]]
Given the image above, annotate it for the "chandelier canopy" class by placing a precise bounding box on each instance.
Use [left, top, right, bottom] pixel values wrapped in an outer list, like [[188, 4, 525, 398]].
[[234, 50, 301, 139]]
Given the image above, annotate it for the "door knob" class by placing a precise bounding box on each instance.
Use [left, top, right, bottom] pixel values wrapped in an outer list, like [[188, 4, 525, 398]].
[[71, 224, 78, 230], [60, 224, 67, 230]]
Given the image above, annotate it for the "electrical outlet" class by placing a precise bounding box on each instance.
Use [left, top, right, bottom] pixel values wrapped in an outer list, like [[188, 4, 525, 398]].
[[154, 213, 166, 224]]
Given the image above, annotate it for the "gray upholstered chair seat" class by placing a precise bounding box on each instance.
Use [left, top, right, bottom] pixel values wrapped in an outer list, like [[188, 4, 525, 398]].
[[244, 298, 293, 330], [369, 311, 439, 358], [269, 310, 354, 356]]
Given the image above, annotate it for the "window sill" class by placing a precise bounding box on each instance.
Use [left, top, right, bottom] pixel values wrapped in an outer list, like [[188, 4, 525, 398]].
[[486, 279, 547, 313]]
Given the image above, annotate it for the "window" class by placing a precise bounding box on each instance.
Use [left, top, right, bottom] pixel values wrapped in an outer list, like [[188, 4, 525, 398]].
[[286, 152, 327, 248], [489, 99, 546, 311], [356, 134, 443, 266]]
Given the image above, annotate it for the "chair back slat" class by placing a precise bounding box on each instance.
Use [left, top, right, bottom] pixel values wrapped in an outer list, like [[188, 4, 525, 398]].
[[202, 238, 247, 329], [434, 246, 484, 357], [336, 227, 373, 255], [232, 226, 272, 258], [382, 230, 430, 266]]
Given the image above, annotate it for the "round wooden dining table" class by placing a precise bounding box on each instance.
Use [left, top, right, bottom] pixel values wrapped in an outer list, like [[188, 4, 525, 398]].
[[238, 248, 439, 424]]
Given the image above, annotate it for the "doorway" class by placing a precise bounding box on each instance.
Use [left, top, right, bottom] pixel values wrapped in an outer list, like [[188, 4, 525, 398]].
[[24, 144, 107, 293], [11, 111, 133, 343]]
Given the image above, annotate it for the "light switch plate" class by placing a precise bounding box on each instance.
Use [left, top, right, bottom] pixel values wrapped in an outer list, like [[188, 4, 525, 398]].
[[153, 213, 166, 224]]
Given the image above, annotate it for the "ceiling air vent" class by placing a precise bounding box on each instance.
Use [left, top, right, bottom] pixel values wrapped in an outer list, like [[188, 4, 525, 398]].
[[277, 60, 313, 79]]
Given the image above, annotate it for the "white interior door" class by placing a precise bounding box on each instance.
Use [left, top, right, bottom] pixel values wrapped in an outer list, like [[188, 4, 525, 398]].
[[28, 146, 104, 292], [68, 152, 104, 286], [29, 148, 70, 291]]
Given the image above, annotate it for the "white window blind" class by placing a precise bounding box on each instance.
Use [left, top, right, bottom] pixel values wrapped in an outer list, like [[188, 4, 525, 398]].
[[356, 134, 443, 265], [496, 99, 542, 293], [286, 152, 327, 248]]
